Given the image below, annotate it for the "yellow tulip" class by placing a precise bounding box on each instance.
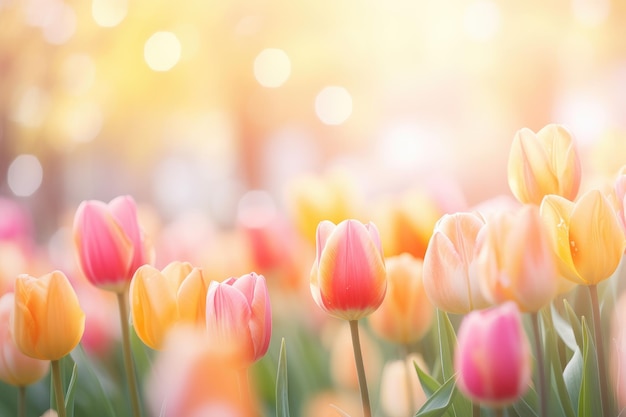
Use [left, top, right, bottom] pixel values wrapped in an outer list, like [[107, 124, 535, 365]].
[[508, 124, 581, 205], [130, 262, 209, 350], [540, 190, 626, 285], [12, 271, 85, 361]]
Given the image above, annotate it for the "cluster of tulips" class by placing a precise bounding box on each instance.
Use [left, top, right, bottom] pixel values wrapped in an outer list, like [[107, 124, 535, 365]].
[[1, 122, 626, 417]]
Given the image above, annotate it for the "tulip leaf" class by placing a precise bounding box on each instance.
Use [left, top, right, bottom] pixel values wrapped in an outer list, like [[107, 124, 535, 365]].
[[550, 303, 578, 353], [414, 375, 457, 417], [70, 345, 116, 417], [563, 348, 582, 410], [563, 299, 583, 350], [276, 338, 290, 417], [414, 360, 441, 398], [512, 386, 539, 417], [329, 404, 353, 417], [578, 318, 602, 417], [64, 362, 78, 417]]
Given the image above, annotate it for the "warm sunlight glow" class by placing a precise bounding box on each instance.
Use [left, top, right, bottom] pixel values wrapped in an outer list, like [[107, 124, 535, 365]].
[[144, 32, 182, 72]]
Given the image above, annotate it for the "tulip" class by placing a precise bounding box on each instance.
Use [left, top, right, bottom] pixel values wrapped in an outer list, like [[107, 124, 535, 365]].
[[73, 195, 153, 293], [0, 292, 49, 386], [507, 124, 581, 205], [455, 302, 531, 407], [146, 327, 255, 417], [422, 212, 491, 314], [285, 170, 365, 244], [310, 219, 386, 321], [372, 189, 443, 259], [368, 254, 434, 345], [476, 205, 559, 313], [12, 271, 85, 361], [130, 262, 209, 350], [540, 190, 626, 285], [205, 273, 271, 365]]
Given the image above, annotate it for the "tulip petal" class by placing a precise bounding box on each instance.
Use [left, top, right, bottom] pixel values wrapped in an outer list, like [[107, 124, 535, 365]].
[[177, 268, 209, 326]]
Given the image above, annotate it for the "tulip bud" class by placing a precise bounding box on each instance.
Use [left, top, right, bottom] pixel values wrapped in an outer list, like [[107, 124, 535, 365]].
[[310, 219, 387, 321], [73, 195, 153, 292], [205, 273, 271, 365], [476, 205, 559, 312], [12, 271, 85, 361], [508, 124, 581, 205], [0, 293, 49, 386], [455, 302, 531, 406], [422, 212, 491, 314], [540, 189, 626, 285], [130, 262, 209, 350], [368, 254, 434, 344]]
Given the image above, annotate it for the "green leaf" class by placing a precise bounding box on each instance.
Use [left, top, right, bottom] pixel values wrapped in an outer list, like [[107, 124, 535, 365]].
[[276, 338, 290, 417], [550, 303, 578, 353], [563, 348, 582, 409], [578, 318, 602, 417], [513, 386, 539, 417], [70, 345, 117, 417], [64, 362, 79, 417], [563, 299, 583, 350], [415, 360, 441, 398], [414, 375, 458, 417]]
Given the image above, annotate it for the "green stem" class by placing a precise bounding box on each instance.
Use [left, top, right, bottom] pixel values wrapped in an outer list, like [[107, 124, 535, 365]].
[[349, 320, 372, 417], [402, 344, 414, 413], [472, 403, 481, 417], [117, 290, 142, 417], [493, 407, 504, 417], [18, 385, 26, 417], [51, 360, 66, 417], [589, 284, 610, 417], [531, 312, 547, 417], [237, 367, 252, 412]]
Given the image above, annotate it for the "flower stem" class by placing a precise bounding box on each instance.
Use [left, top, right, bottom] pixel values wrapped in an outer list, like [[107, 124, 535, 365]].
[[493, 407, 504, 417], [51, 360, 66, 417], [472, 403, 481, 417], [349, 320, 372, 417], [117, 290, 142, 417], [18, 385, 26, 417], [589, 284, 610, 417], [531, 312, 547, 417], [402, 344, 414, 413]]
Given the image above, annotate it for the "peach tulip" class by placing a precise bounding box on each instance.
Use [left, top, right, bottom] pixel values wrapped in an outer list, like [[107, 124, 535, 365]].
[[455, 302, 531, 406], [368, 254, 433, 344], [422, 212, 491, 314], [476, 205, 559, 312], [508, 124, 581, 205], [310, 219, 386, 321], [130, 262, 209, 350], [12, 271, 85, 361], [73, 195, 153, 292], [205, 273, 271, 365], [146, 327, 255, 417], [0, 293, 49, 386], [540, 190, 626, 285]]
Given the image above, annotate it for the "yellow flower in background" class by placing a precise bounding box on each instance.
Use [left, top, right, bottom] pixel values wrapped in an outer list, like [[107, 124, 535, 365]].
[[368, 254, 434, 345], [508, 124, 581, 205], [285, 170, 365, 244], [12, 271, 85, 361], [540, 190, 626, 285], [130, 262, 209, 350], [476, 205, 559, 313]]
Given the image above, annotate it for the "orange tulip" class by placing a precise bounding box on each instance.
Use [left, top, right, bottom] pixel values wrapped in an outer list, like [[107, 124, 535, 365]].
[[540, 190, 626, 285], [422, 212, 491, 314], [12, 271, 85, 361], [205, 273, 271, 365], [130, 262, 209, 350], [455, 302, 532, 407], [476, 205, 559, 312], [368, 254, 434, 344], [0, 293, 49, 386], [73, 195, 153, 292], [508, 124, 581, 205], [310, 219, 386, 321]]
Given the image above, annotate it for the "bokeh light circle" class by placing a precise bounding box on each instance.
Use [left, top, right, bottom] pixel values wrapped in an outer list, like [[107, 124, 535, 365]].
[[7, 155, 43, 197], [253, 48, 291, 88], [314, 86, 353, 125], [144, 32, 182, 72]]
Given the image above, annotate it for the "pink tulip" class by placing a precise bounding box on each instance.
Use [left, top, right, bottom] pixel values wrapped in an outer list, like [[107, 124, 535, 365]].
[[310, 219, 387, 321], [205, 273, 271, 365], [73, 195, 153, 292], [0, 293, 49, 386], [455, 302, 531, 407]]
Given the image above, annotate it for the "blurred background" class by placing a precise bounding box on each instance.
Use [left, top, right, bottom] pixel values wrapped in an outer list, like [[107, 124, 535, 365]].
[[2, 1, 626, 415], [2, 0, 626, 241]]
